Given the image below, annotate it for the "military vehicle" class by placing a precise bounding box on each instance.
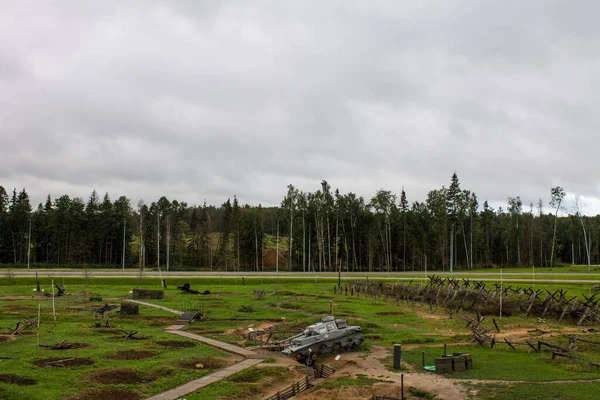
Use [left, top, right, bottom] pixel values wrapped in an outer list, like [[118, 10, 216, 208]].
[[281, 316, 363, 365]]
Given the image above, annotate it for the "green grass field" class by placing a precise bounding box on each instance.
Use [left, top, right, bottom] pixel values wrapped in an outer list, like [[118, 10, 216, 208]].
[[1, 270, 600, 399]]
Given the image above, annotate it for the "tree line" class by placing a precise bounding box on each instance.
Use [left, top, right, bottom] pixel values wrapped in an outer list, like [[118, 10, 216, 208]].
[[0, 174, 597, 271]]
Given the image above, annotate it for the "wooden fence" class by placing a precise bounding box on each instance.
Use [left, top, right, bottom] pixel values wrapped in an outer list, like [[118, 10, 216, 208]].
[[245, 323, 300, 349], [313, 363, 336, 379], [264, 375, 313, 400], [263, 364, 336, 400]]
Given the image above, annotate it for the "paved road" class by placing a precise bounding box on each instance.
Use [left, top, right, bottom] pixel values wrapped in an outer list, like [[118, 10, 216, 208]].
[[4, 269, 600, 284]]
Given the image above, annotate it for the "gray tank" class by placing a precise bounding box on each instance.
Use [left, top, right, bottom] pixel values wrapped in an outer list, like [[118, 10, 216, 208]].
[[281, 316, 363, 365]]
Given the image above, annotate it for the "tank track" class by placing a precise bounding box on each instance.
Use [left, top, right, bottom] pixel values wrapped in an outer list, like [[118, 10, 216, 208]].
[[293, 336, 363, 365]]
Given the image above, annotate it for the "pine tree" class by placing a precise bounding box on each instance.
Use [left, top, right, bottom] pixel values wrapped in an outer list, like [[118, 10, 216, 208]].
[[400, 188, 408, 271]]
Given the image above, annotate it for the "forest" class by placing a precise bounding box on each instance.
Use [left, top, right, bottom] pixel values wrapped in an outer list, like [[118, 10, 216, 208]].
[[0, 174, 597, 272]]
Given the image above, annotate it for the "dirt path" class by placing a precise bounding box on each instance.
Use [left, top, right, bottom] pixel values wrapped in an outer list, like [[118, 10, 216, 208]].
[[145, 358, 263, 400], [124, 300, 183, 315], [130, 301, 266, 400], [294, 346, 469, 400]]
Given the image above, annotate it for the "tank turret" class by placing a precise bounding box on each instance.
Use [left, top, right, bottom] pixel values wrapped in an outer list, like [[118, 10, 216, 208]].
[[281, 316, 363, 365]]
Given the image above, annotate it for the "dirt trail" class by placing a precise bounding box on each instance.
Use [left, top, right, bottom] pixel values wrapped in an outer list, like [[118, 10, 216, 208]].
[[294, 346, 468, 400]]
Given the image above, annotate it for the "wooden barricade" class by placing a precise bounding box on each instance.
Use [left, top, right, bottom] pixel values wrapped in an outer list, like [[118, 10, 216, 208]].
[[264, 375, 313, 400]]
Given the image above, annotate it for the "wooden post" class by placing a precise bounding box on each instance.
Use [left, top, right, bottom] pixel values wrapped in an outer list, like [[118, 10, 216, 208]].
[[36, 303, 41, 348], [51, 279, 56, 325], [401, 373, 405, 400]]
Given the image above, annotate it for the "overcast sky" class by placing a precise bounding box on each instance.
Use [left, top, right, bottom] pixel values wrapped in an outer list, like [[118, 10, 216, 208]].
[[1, 1, 599, 215]]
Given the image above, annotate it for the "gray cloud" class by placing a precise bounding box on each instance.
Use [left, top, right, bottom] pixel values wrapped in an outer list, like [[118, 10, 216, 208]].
[[1, 0, 599, 214]]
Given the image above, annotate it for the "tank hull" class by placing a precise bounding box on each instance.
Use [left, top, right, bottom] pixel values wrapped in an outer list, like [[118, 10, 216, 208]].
[[281, 316, 363, 365]]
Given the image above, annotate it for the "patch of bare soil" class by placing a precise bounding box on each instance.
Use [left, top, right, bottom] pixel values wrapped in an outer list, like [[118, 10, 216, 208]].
[[0, 305, 37, 314], [92, 328, 121, 334], [375, 311, 405, 316], [44, 342, 90, 350], [34, 357, 95, 368], [259, 366, 308, 399], [188, 327, 226, 335], [0, 374, 36, 386], [175, 357, 233, 370], [155, 340, 196, 348], [416, 310, 450, 320], [86, 368, 151, 384], [105, 350, 155, 360], [296, 386, 377, 400], [247, 321, 286, 332], [144, 317, 176, 327], [64, 388, 141, 400], [0, 335, 16, 343], [64, 305, 96, 311], [0, 296, 34, 300], [295, 345, 468, 400]]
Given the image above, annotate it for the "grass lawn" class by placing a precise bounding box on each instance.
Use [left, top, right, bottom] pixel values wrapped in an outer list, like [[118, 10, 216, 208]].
[[1, 271, 600, 399]]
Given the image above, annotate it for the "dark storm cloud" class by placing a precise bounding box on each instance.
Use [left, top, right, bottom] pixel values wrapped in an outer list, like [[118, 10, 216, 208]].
[[1, 0, 599, 214]]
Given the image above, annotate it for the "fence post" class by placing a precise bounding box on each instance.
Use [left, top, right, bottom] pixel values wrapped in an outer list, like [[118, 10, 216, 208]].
[[401, 373, 405, 400]]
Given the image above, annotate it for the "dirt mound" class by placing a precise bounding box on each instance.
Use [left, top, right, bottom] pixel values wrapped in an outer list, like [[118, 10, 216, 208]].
[[65, 388, 141, 400], [35, 357, 95, 368], [375, 311, 404, 316], [86, 368, 151, 384], [156, 340, 196, 348], [176, 357, 231, 370], [0, 374, 36, 386], [0, 335, 16, 343], [105, 350, 155, 360]]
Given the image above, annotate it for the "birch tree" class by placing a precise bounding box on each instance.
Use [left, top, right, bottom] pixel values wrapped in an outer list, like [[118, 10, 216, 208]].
[[508, 196, 523, 266], [549, 186, 565, 268], [574, 194, 592, 272]]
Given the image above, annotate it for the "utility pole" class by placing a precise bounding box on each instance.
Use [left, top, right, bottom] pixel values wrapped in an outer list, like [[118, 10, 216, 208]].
[[166, 217, 170, 272], [27, 219, 32, 270]]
